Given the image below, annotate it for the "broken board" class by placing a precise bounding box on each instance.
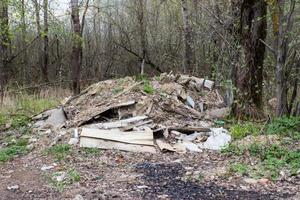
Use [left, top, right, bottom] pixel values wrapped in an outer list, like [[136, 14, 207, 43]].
[[156, 139, 175, 152], [80, 128, 156, 153], [74, 100, 137, 126], [81, 128, 154, 146], [86, 116, 148, 129], [80, 137, 156, 153]]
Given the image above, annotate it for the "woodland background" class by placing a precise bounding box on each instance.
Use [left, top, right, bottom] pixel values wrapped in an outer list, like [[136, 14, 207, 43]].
[[0, 0, 300, 118]]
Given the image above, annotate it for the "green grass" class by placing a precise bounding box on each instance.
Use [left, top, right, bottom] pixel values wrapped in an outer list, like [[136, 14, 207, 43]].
[[46, 144, 71, 161], [222, 143, 300, 180], [227, 117, 300, 140], [229, 163, 248, 176], [248, 143, 265, 157], [229, 122, 260, 140], [221, 144, 245, 156], [0, 94, 61, 163], [132, 75, 155, 94], [266, 117, 300, 139], [68, 169, 81, 182], [49, 168, 81, 192], [112, 87, 124, 94], [214, 120, 225, 127], [143, 81, 154, 94], [0, 94, 59, 129], [16, 96, 59, 114], [154, 76, 161, 81], [134, 74, 149, 81], [81, 147, 101, 155], [0, 113, 31, 128], [0, 138, 29, 162], [224, 117, 300, 180]]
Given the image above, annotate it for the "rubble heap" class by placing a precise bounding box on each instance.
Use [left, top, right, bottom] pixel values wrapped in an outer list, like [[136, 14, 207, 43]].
[[33, 73, 231, 153]]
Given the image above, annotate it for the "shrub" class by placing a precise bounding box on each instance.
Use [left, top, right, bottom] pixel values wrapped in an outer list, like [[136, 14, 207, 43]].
[[230, 122, 260, 139]]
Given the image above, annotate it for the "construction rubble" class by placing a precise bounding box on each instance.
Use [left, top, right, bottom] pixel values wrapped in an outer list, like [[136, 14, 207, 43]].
[[32, 73, 232, 153]]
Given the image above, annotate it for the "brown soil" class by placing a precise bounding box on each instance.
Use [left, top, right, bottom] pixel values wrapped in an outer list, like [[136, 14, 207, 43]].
[[0, 147, 299, 200]]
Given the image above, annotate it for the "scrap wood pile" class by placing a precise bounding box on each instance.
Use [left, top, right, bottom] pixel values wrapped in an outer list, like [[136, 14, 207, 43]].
[[33, 73, 232, 153]]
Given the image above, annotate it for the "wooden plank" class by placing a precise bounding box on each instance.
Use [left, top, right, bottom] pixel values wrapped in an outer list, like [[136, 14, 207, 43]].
[[80, 137, 157, 153], [86, 116, 148, 129], [120, 120, 153, 131], [77, 100, 137, 126], [156, 139, 175, 152], [163, 102, 203, 119], [81, 128, 154, 146]]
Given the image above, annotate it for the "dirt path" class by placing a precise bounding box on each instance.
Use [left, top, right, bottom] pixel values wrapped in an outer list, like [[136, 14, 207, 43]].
[[0, 148, 299, 200]]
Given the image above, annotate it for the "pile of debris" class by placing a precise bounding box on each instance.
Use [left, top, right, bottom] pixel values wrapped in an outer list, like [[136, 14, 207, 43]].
[[33, 73, 232, 153]]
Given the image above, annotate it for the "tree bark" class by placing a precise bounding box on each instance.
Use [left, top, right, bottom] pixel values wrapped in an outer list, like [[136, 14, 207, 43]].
[[42, 0, 49, 82], [232, 0, 267, 118], [273, 0, 295, 117], [21, 0, 28, 83], [181, 0, 194, 74], [33, 0, 41, 36], [71, 0, 82, 94], [0, 0, 9, 103], [137, 0, 148, 75]]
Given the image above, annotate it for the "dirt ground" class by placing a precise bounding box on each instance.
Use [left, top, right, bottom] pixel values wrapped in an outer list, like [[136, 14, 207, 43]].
[[0, 147, 299, 200]]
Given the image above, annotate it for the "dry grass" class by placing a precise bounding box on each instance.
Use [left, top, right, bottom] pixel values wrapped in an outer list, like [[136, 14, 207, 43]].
[[0, 86, 71, 115]]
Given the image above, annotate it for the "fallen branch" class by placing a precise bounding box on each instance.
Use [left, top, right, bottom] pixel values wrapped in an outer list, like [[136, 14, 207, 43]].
[[114, 41, 163, 73], [169, 127, 211, 134]]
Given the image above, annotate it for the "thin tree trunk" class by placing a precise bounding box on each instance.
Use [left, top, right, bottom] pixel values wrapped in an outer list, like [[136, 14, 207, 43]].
[[21, 0, 28, 84], [0, 0, 9, 103], [33, 0, 41, 36], [104, 0, 114, 77], [273, 0, 295, 117], [288, 61, 299, 115], [71, 0, 82, 94], [137, 0, 148, 75], [181, 0, 194, 74], [42, 0, 49, 82]]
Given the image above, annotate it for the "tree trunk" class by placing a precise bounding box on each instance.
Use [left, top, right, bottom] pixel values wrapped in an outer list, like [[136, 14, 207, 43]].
[[21, 0, 28, 84], [33, 0, 41, 36], [42, 0, 49, 82], [71, 0, 82, 94], [137, 0, 148, 75], [181, 0, 194, 74], [273, 0, 295, 117], [232, 0, 267, 118], [288, 60, 299, 115], [0, 0, 9, 103]]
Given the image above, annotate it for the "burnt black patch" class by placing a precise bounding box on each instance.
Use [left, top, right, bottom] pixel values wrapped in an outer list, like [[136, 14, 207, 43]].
[[133, 162, 292, 200]]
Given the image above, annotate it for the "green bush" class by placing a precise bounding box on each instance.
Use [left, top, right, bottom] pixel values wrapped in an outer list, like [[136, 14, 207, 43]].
[[230, 122, 260, 139], [266, 117, 300, 138]]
